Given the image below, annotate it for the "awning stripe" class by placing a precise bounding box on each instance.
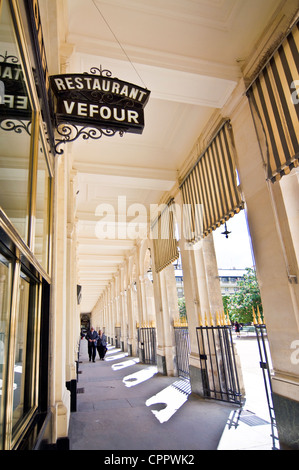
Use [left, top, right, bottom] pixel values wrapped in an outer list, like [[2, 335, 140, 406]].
[[152, 202, 179, 273], [247, 22, 299, 182], [180, 121, 244, 243]]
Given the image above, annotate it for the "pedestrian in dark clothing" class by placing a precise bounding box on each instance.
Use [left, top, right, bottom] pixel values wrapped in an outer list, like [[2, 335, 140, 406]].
[[235, 321, 241, 338], [97, 330, 108, 360], [86, 327, 98, 362]]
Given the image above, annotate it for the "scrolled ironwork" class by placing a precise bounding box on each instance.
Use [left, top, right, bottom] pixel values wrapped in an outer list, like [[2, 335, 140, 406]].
[[0, 52, 19, 63], [0, 119, 32, 135], [54, 122, 124, 154], [88, 66, 112, 77]]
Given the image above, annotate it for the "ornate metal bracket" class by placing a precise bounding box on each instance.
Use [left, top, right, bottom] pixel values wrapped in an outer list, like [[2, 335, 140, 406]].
[[0, 51, 19, 63], [87, 66, 113, 77], [54, 122, 125, 155], [0, 118, 32, 136], [52, 66, 130, 154]]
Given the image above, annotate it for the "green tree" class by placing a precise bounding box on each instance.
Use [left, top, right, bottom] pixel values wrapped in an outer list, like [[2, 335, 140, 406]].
[[223, 268, 263, 324], [178, 297, 187, 321]]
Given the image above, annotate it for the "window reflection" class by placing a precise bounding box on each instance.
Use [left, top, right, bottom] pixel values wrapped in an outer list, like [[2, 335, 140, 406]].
[[0, 253, 12, 449], [34, 138, 51, 271], [12, 271, 38, 431], [0, 0, 32, 243]]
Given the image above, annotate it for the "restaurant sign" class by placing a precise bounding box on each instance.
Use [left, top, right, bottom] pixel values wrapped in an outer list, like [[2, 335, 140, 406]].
[[49, 67, 151, 153]]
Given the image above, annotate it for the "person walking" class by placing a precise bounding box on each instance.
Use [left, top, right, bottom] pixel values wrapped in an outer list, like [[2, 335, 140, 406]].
[[85, 327, 98, 362], [234, 321, 241, 338], [97, 329, 107, 360]]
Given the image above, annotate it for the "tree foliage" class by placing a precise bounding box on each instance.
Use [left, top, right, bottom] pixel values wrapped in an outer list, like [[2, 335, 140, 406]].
[[223, 268, 263, 324], [178, 297, 187, 321]]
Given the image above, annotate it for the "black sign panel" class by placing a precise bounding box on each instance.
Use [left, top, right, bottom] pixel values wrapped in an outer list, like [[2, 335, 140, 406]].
[[0, 63, 31, 119], [55, 98, 145, 133], [50, 73, 150, 134]]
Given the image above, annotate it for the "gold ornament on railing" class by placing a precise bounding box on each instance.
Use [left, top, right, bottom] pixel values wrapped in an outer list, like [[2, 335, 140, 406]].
[[252, 306, 257, 325], [252, 305, 264, 325], [257, 305, 263, 325], [174, 317, 187, 327], [137, 320, 156, 329]]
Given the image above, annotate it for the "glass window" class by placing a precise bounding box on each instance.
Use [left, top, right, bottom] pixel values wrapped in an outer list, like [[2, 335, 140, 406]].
[[0, 251, 13, 449], [12, 269, 38, 433], [34, 137, 51, 271], [0, 0, 33, 243]]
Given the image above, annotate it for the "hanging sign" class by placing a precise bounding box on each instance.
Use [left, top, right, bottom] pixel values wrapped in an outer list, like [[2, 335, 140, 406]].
[[49, 68, 150, 135]]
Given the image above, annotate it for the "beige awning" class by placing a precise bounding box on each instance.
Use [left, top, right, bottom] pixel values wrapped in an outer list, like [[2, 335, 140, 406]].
[[180, 121, 244, 243], [151, 201, 179, 273], [247, 21, 299, 182]]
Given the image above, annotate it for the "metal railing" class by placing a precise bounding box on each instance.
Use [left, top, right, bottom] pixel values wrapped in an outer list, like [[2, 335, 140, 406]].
[[196, 325, 242, 405], [138, 327, 157, 365], [174, 326, 190, 379], [254, 323, 279, 449], [115, 326, 121, 349]]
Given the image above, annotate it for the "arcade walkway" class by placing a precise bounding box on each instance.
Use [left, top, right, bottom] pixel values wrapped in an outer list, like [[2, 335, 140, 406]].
[[68, 339, 275, 451]]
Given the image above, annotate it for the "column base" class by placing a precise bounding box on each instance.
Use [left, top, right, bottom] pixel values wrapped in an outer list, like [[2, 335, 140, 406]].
[[157, 354, 167, 375], [66, 379, 77, 412], [189, 364, 205, 396], [273, 393, 299, 450]]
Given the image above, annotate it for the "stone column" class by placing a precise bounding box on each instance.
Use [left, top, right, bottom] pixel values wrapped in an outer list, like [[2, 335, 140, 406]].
[[228, 88, 299, 449], [159, 264, 179, 376], [150, 246, 167, 374], [50, 153, 70, 446]]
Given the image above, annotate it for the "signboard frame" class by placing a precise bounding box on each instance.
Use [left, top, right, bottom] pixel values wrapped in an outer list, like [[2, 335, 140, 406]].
[[49, 67, 151, 153]]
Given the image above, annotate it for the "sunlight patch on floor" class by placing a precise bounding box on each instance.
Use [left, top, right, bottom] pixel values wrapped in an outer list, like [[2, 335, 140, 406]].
[[123, 366, 158, 387], [145, 379, 191, 423], [112, 357, 140, 371]]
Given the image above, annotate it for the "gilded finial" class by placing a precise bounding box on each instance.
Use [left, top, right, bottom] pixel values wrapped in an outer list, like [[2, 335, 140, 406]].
[[252, 306, 257, 325], [257, 305, 263, 325]]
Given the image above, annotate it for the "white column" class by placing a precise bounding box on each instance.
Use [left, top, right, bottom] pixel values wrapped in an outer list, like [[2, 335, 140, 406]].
[[50, 153, 70, 443], [228, 89, 299, 448]]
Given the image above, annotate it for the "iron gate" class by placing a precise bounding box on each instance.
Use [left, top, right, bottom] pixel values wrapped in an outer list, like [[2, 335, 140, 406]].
[[138, 327, 157, 364], [196, 325, 242, 405], [174, 326, 190, 379], [115, 326, 121, 349], [254, 323, 279, 449]]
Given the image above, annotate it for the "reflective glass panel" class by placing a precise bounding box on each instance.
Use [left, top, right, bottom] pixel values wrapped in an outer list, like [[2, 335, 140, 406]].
[[0, 0, 32, 242], [34, 137, 51, 272], [12, 270, 38, 431], [0, 252, 12, 449]]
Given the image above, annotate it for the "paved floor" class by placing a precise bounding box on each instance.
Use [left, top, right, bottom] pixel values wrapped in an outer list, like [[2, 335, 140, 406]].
[[68, 337, 277, 452]]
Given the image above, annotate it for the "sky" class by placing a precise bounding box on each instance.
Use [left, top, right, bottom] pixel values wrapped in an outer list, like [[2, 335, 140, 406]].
[[213, 210, 255, 269]]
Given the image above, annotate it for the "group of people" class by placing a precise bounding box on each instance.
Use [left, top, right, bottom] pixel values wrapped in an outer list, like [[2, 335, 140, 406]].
[[85, 327, 107, 362]]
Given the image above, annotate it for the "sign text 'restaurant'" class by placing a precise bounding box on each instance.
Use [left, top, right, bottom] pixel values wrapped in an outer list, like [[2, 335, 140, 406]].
[[50, 74, 150, 106], [50, 72, 150, 135]]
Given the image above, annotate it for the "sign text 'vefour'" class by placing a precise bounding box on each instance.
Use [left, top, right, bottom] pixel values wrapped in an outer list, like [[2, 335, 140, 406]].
[[50, 72, 150, 134]]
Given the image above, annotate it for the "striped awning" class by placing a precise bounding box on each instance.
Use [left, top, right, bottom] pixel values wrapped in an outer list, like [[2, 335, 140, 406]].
[[180, 120, 244, 243], [247, 21, 299, 182], [151, 201, 179, 273]]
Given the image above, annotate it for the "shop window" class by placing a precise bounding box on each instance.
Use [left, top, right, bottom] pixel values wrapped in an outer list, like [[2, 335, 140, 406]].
[[34, 137, 51, 271], [12, 268, 39, 435], [0, 1, 52, 449], [0, 0, 33, 243], [0, 0, 52, 275], [0, 250, 13, 449]]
